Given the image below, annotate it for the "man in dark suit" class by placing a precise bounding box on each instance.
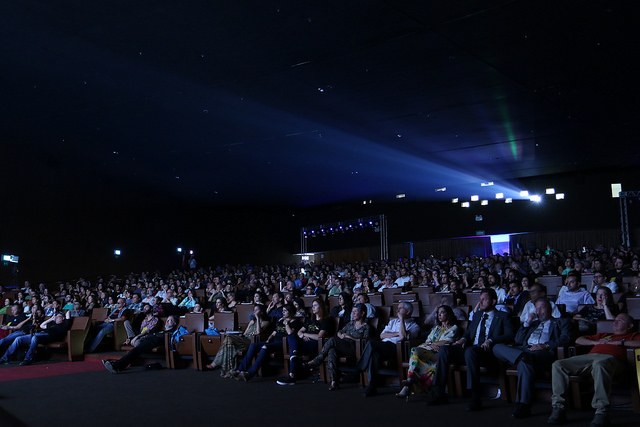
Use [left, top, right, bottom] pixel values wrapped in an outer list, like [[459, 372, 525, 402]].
[[504, 280, 530, 317], [493, 298, 572, 418], [429, 288, 514, 410]]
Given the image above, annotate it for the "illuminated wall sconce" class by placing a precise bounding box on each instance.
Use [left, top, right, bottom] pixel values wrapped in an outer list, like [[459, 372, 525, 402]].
[[611, 183, 621, 198]]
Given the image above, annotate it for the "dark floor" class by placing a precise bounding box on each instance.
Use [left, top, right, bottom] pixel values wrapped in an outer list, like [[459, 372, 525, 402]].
[[1, 363, 639, 427]]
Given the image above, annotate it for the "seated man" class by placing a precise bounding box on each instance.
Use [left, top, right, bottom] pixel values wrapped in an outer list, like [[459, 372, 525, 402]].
[[504, 280, 530, 317], [0, 304, 31, 353], [548, 313, 640, 427], [356, 301, 421, 396], [519, 284, 561, 326], [102, 315, 178, 373], [86, 297, 128, 352], [429, 288, 514, 410], [123, 303, 159, 346], [0, 311, 72, 365], [493, 298, 571, 418], [556, 271, 594, 315]]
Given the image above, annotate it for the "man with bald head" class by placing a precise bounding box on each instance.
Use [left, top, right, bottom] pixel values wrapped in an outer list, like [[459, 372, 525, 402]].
[[548, 313, 640, 427]]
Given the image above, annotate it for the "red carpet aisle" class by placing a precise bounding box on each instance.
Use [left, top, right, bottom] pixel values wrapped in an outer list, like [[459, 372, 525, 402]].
[[0, 358, 104, 383]]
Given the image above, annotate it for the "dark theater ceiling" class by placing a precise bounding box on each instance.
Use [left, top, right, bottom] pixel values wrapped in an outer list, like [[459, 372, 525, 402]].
[[2, 0, 638, 208]]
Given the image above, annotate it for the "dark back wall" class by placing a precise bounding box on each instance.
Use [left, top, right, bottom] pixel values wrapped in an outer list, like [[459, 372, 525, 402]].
[[1, 167, 638, 283]]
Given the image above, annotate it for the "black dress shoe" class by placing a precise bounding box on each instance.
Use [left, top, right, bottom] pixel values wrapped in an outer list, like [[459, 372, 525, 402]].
[[466, 401, 483, 411], [513, 403, 532, 419]]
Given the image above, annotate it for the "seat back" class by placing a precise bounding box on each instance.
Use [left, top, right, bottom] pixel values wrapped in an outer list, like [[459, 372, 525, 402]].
[[236, 303, 254, 330], [368, 293, 383, 307], [392, 292, 417, 303], [382, 288, 401, 306], [90, 307, 108, 323], [182, 312, 206, 333], [414, 286, 434, 305], [213, 311, 238, 332], [465, 291, 482, 309], [537, 275, 564, 296], [626, 298, 640, 318]]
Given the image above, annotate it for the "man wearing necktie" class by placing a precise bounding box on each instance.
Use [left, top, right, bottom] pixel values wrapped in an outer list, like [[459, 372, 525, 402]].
[[429, 288, 514, 410], [493, 298, 572, 418]]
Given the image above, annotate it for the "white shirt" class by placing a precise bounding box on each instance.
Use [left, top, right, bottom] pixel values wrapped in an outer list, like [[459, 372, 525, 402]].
[[527, 320, 551, 346], [519, 300, 562, 326], [557, 286, 595, 313], [472, 310, 495, 345], [381, 318, 421, 344]]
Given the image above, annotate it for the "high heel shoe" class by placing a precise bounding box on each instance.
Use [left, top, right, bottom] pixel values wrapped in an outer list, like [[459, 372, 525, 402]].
[[400, 377, 415, 387], [395, 386, 410, 399]]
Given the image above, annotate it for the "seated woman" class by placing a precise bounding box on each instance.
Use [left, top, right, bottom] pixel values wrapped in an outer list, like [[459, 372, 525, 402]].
[[573, 286, 618, 334], [231, 304, 300, 382], [225, 291, 238, 310], [397, 304, 460, 398], [330, 292, 352, 330], [276, 298, 334, 385], [206, 304, 270, 376], [292, 297, 307, 319], [177, 289, 198, 311], [306, 303, 371, 390]]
